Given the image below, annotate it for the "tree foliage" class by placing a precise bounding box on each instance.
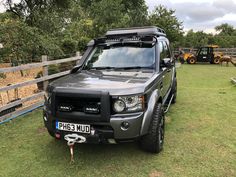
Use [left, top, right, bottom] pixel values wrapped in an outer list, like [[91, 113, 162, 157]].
[[2, 0, 235, 64], [0, 0, 151, 63], [149, 5, 183, 45], [215, 23, 235, 36], [0, 13, 63, 64], [181, 24, 236, 48]]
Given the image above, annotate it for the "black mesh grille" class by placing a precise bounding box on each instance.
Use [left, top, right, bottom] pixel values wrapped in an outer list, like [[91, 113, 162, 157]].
[[56, 96, 101, 114]]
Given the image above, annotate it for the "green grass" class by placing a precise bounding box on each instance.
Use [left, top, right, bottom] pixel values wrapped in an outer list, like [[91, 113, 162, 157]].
[[0, 64, 236, 177]]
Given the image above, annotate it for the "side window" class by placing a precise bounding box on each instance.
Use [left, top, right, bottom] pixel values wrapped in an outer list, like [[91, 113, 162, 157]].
[[163, 42, 171, 58], [159, 41, 165, 61], [159, 41, 171, 66], [200, 48, 208, 55]]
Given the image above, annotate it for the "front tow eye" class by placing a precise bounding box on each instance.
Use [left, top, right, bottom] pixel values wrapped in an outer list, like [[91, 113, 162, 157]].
[[64, 134, 86, 163]]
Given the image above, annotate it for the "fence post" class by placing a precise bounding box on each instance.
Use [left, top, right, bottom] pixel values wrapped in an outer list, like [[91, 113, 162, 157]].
[[42, 55, 48, 91], [76, 51, 80, 57], [76, 52, 81, 65]]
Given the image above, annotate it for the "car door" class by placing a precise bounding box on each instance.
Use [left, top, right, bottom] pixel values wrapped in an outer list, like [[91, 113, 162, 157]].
[[162, 41, 173, 93], [208, 47, 214, 62], [197, 47, 209, 62], [158, 41, 173, 97]]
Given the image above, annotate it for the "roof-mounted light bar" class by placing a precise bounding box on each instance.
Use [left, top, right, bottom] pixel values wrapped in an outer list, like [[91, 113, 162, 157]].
[[88, 26, 164, 47], [106, 26, 166, 38]]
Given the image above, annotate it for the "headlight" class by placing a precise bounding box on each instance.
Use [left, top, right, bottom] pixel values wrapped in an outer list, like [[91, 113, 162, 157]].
[[113, 95, 144, 113], [113, 99, 126, 113]]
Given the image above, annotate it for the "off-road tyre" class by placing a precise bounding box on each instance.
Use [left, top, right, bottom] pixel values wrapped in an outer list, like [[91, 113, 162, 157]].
[[140, 103, 165, 153], [213, 57, 220, 64], [188, 57, 196, 64], [47, 129, 55, 138]]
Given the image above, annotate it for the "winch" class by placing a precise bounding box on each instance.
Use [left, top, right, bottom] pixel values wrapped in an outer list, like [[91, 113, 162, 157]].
[[64, 134, 86, 163]]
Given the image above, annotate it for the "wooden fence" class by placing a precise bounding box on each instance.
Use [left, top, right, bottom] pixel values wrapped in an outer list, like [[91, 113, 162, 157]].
[[0, 53, 81, 123]]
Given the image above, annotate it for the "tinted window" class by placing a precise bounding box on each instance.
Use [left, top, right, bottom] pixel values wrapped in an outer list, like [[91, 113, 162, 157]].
[[199, 48, 208, 55], [84, 46, 155, 69], [159, 41, 171, 68], [159, 41, 171, 60]]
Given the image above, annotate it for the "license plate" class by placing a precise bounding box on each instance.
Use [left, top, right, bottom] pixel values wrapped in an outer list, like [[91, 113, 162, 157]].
[[56, 121, 90, 134]]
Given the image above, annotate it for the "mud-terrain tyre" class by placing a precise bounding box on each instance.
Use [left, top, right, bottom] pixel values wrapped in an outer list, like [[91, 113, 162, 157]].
[[188, 57, 196, 64], [213, 57, 220, 64], [140, 103, 165, 153], [47, 130, 55, 137]]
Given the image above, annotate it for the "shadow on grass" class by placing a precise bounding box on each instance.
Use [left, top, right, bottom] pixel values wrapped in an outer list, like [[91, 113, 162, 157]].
[[43, 137, 154, 167]]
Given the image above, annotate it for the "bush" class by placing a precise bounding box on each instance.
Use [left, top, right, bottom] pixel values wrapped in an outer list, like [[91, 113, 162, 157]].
[[61, 39, 77, 57], [59, 62, 74, 72], [48, 65, 60, 75], [0, 73, 6, 79]]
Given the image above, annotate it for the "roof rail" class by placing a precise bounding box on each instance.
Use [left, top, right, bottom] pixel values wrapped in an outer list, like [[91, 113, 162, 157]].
[[106, 26, 166, 37]]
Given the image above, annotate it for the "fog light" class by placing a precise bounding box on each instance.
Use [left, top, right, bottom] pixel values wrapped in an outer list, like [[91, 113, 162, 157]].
[[121, 121, 130, 131], [55, 132, 61, 139], [108, 139, 117, 144]]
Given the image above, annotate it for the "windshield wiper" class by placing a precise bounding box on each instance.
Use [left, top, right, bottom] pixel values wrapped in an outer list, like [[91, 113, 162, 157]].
[[89, 66, 117, 70], [88, 66, 154, 70], [116, 66, 154, 70]]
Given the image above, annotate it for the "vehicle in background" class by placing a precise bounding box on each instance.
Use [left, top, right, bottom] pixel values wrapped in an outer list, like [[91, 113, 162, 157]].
[[184, 45, 223, 64]]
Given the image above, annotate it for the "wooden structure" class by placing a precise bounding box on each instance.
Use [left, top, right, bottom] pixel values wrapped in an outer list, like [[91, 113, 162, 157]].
[[0, 53, 81, 123]]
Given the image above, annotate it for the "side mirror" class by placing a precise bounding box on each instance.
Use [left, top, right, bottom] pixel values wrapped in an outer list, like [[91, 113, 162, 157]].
[[70, 64, 83, 74], [161, 58, 172, 68]]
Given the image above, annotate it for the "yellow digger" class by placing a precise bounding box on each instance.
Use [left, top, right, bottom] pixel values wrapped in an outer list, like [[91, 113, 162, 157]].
[[182, 45, 223, 64]]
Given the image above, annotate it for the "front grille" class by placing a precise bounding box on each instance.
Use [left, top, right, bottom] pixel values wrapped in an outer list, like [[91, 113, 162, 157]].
[[52, 89, 110, 122], [56, 96, 101, 114]]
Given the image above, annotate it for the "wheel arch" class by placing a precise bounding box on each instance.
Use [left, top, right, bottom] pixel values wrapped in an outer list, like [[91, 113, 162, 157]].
[[140, 89, 162, 136]]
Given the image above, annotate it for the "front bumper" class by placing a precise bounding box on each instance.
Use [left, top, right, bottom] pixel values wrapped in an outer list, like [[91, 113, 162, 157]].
[[43, 109, 144, 143]]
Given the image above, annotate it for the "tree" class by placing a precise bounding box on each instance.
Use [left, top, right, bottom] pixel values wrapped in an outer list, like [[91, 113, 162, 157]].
[[120, 0, 148, 27], [183, 30, 211, 48], [148, 5, 183, 46], [0, 13, 63, 64], [4, 0, 71, 24], [215, 23, 235, 36]]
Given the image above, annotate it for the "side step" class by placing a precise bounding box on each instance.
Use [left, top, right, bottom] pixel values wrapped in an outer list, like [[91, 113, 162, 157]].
[[231, 77, 236, 85], [164, 94, 174, 113]]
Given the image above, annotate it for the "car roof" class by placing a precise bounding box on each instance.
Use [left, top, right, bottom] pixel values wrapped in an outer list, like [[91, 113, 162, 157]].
[[106, 26, 166, 37]]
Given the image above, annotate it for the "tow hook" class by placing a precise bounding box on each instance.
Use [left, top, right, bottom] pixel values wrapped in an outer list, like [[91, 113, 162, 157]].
[[64, 134, 86, 163]]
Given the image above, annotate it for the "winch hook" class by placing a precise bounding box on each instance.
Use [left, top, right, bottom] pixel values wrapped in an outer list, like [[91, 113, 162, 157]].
[[64, 134, 86, 163]]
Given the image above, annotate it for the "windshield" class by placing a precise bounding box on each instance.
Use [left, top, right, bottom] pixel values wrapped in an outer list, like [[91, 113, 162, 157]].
[[83, 45, 156, 70]]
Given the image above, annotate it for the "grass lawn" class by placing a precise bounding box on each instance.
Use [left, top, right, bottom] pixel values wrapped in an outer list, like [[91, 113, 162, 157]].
[[0, 64, 236, 177]]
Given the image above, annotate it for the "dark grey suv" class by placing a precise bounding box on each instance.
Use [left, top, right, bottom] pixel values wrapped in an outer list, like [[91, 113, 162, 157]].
[[43, 26, 177, 153]]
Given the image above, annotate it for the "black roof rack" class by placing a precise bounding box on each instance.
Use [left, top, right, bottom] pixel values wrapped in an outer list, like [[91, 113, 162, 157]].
[[106, 26, 166, 38]]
